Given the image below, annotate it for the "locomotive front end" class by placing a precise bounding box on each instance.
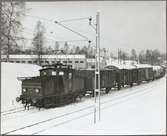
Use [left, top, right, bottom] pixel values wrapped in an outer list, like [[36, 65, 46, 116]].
[[16, 77, 43, 108]]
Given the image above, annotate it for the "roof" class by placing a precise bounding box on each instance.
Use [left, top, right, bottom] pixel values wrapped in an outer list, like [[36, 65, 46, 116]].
[[152, 65, 162, 70], [105, 62, 136, 70], [1, 54, 86, 59], [133, 64, 153, 68], [87, 57, 105, 63]]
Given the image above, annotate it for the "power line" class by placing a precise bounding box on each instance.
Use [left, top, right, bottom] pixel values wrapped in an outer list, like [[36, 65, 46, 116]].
[[54, 21, 89, 41], [58, 17, 93, 23]]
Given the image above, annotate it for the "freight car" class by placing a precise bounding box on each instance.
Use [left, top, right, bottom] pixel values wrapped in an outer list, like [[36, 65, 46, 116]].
[[133, 64, 154, 83], [105, 63, 138, 88], [79, 68, 118, 95], [152, 65, 165, 79], [16, 63, 85, 109]]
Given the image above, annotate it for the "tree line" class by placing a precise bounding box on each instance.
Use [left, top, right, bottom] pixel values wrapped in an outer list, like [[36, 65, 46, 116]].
[[0, 2, 166, 66]]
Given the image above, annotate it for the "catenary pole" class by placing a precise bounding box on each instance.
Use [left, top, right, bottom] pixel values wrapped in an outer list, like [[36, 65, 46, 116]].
[[94, 12, 101, 123]]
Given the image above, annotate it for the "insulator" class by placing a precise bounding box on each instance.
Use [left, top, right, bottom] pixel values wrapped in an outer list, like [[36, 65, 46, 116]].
[[89, 17, 92, 25]]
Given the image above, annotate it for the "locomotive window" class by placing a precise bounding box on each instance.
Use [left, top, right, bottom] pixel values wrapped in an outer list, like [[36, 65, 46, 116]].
[[59, 71, 64, 76], [35, 88, 40, 93], [75, 61, 79, 63], [69, 73, 72, 79], [52, 71, 56, 75], [80, 61, 84, 63], [43, 71, 47, 75], [22, 88, 27, 92]]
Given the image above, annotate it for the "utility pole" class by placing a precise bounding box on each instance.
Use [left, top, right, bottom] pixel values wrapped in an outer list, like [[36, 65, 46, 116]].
[[94, 12, 100, 123], [118, 48, 119, 64]]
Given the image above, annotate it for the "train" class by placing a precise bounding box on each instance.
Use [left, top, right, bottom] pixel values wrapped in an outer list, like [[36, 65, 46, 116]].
[[16, 62, 166, 109]]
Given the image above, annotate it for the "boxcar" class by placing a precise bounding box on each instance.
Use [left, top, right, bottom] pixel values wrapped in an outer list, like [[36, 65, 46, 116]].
[[153, 65, 165, 79], [106, 64, 138, 88], [79, 68, 118, 95], [133, 64, 153, 83]]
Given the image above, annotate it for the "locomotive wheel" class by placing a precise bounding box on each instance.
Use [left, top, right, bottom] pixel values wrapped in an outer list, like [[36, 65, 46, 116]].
[[105, 88, 110, 94]]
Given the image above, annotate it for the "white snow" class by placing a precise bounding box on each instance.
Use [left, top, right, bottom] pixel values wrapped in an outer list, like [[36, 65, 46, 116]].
[[133, 64, 153, 68], [1, 68, 166, 135], [105, 62, 136, 70], [1, 62, 41, 112]]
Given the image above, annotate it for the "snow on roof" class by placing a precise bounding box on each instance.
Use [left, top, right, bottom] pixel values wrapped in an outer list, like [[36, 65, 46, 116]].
[[133, 64, 153, 68], [105, 62, 136, 70], [152, 65, 162, 70], [108, 59, 138, 65], [1, 54, 86, 59]]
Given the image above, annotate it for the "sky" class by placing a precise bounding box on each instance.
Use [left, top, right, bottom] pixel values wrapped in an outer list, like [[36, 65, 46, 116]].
[[21, 1, 166, 55]]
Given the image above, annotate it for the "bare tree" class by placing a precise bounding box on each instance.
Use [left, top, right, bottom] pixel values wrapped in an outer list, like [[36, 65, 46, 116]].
[[54, 41, 60, 52], [32, 20, 45, 66], [63, 41, 69, 54], [1, 1, 25, 61], [130, 49, 137, 62]]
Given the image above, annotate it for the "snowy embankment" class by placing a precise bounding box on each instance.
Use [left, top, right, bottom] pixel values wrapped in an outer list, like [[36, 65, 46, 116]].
[[1, 62, 41, 112]]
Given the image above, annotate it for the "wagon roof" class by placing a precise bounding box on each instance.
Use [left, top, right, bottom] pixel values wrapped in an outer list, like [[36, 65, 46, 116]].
[[133, 64, 153, 68], [152, 65, 162, 70], [105, 63, 136, 70]]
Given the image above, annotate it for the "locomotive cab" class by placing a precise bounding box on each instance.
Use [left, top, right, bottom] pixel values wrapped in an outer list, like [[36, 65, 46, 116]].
[[38, 62, 84, 108]]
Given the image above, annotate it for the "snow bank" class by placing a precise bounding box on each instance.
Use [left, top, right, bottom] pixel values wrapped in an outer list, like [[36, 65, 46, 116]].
[[1, 62, 41, 112]]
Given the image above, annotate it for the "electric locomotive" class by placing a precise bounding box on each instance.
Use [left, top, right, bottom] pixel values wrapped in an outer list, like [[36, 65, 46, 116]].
[[16, 62, 85, 108]]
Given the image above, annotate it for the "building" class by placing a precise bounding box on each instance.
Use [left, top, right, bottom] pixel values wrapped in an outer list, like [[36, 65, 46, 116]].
[[1, 54, 108, 69], [87, 57, 107, 69], [1, 54, 86, 69]]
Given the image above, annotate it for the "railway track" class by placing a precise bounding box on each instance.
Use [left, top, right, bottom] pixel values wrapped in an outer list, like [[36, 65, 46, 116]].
[[2, 77, 162, 135]]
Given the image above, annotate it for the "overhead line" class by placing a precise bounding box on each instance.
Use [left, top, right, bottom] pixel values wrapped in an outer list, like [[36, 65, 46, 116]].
[[55, 21, 89, 41], [58, 17, 93, 23]]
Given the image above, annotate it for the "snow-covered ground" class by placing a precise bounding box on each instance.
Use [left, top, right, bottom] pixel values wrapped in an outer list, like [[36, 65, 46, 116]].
[[1, 62, 41, 112], [1, 61, 166, 135]]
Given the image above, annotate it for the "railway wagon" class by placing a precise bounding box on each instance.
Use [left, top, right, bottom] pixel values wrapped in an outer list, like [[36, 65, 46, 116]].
[[105, 64, 137, 88], [133, 64, 153, 83], [79, 68, 118, 95], [17, 63, 85, 108], [153, 65, 165, 79]]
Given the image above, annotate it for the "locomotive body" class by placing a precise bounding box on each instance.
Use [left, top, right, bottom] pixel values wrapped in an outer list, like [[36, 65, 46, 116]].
[[17, 63, 85, 108]]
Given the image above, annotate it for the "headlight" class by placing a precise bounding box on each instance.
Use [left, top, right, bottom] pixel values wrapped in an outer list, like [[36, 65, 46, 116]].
[[22, 88, 27, 92], [35, 88, 40, 93]]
